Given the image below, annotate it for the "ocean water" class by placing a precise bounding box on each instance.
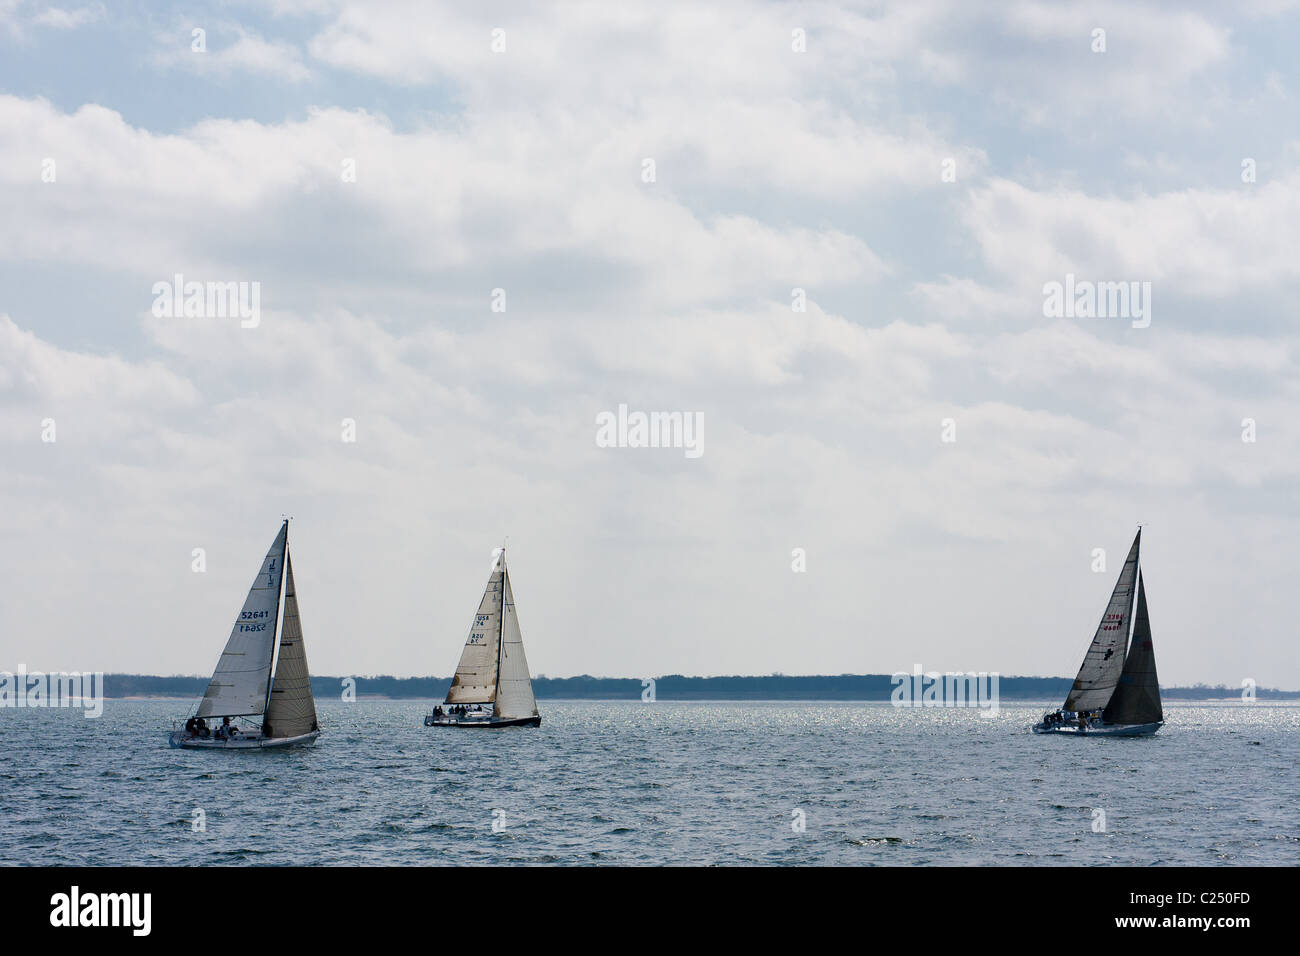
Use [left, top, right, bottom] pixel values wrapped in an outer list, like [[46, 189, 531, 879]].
[[1, 699, 1296, 866]]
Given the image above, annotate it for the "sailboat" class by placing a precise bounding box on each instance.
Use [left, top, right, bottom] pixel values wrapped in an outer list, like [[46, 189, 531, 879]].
[[169, 520, 321, 749], [424, 548, 541, 728], [1034, 528, 1164, 736]]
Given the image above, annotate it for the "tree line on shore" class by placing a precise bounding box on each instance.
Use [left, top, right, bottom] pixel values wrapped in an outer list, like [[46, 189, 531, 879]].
[[96, 673, 1294, 700]]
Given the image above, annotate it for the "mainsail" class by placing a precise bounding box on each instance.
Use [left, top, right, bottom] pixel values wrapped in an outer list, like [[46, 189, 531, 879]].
[[445, 562, 503, 704], [197, 522, 288, 718], [1063, 529, 1140, 712], [1102, 572, 1162, 725], [494, 557, 538, 720], [263, 551, 318, 738]]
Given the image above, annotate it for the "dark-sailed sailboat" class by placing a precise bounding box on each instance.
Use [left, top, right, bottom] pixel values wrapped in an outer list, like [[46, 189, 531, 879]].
[[169, 520, 321, 749], [424, 548, 541, 729], [1034, 528, 1164, 737]]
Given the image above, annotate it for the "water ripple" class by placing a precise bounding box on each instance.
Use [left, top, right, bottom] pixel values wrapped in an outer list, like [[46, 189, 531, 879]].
[[0, 700, 1296, 864]]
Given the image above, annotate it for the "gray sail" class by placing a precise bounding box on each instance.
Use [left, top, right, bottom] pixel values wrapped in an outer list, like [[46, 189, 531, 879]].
[[1102, 572, 1162, 725], [494, 557, 538, 720], [1064, 529, 1140, 712], [197, 522, 288, 718], [263, 551, 318, 739], [445, 563, 503, 704]]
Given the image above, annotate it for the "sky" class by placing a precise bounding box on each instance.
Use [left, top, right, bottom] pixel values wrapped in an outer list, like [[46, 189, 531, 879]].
[[1, 0, 1298, 688]]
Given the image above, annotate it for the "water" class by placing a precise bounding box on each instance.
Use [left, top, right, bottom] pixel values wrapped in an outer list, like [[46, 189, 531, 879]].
[[1, 700, 1296, 865]]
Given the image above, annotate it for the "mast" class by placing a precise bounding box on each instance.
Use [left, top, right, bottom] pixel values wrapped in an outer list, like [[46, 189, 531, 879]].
[[1126, 524, 1141, 651], [494, 549, 506, 701]]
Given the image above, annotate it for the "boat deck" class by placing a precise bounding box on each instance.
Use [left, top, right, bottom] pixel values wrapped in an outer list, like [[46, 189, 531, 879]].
[[423, 713, 541, 729]]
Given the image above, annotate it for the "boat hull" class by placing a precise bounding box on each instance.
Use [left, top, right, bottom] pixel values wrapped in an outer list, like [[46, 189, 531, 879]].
[[168, 730, 320, 749], [423, 714, 541, 729], [1033, 721, 1162, 737]]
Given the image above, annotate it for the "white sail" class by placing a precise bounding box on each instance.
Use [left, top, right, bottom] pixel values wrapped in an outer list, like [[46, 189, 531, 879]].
[[1063, 530, 1140, 712], [263, 551, 318, 738], [197, 522, 288, 718], [445, 563, 503, 704], [494, 558, 538, 719]]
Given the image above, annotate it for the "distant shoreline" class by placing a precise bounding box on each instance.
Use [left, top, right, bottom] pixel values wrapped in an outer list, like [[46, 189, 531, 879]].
[[83, 674, 1300, 701], [113, 696, 1299, 706]]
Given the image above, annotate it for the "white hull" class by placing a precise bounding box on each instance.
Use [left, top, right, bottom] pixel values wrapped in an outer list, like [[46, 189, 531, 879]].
[[1033, 721, 1162, 737], [424, 712, 540, 729], [169, 730, 320, 750]]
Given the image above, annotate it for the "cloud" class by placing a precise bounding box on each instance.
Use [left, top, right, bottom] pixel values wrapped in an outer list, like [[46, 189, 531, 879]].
[[0, 313, 198, 407], [1, 0, 103, 38], [153, 24, 312, 83], [960, 175, 1300, 299], [0, 95, 895, 311], [299, 0, 1239, 132], [32, 3, 104, 30]]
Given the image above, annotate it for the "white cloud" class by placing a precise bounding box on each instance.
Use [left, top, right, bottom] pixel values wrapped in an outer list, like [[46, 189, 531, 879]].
[[963, 175, 1300, 297], [32, 3, 103, 30], [0, 95, 893, 308], [153, 24, 312, 82]]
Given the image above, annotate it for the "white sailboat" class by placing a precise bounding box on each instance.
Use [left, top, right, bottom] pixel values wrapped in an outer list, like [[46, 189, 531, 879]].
[[1034, 528, 1164, 737], [425, 548, 541, 729], [169, 520, 321, 749]]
